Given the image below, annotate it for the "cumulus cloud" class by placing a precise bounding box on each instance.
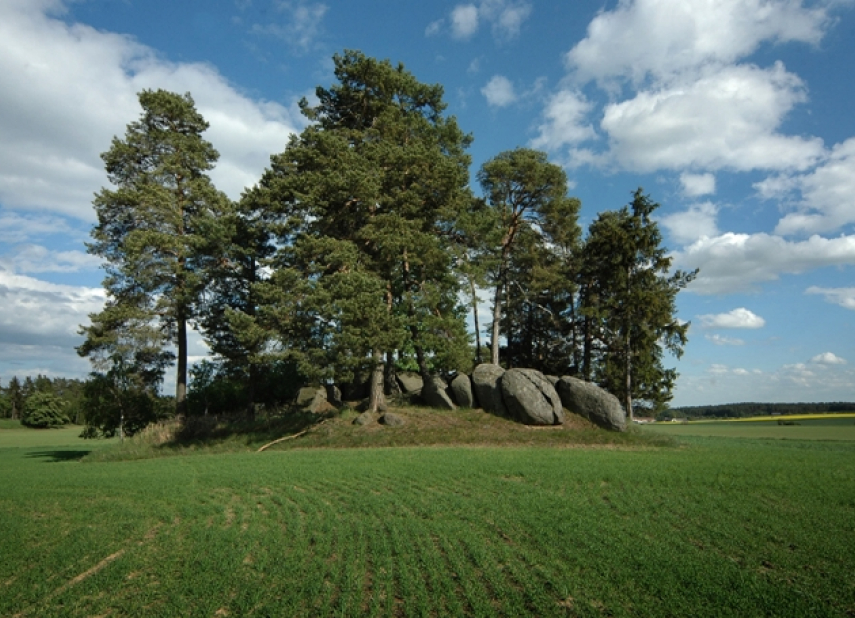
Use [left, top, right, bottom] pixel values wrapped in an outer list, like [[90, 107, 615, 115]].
[[566, 0, 829, 85], [442, 1, 532, 41], [674, 232, 855, 295], [0, 245, 101, 274], [530, 89, 596, 151], [811, 352, 847, 365], [660, 202, 719, 245], [0, 0, 299, 221], [680, 173, 716, 197], [451, 4, 480, 39], [806, 286, 855, 310], [0, 268, 105, 348], [763, 138, 855, 235], [481, 75, 517, 107], [699, 308, 766, 329], [598, 63, 823, 173]]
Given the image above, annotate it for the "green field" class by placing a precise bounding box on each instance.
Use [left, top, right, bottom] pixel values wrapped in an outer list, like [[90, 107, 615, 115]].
[[642, 415, 855, 440], [2, 423, 854, 617]]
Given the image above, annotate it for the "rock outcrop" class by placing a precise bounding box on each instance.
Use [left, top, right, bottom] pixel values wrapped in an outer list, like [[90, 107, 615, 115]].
[[501, 368, 564, 425], [379, 412, 405, 427], [556, 376, 626, 432], [295, 386, 329, 414], [421, 375, 456, 410], [450, 373, 476, 408], [471, 364, 508, 416]]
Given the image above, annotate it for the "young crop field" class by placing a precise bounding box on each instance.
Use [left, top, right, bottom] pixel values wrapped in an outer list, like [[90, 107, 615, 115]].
[[642, 414, 855, 441], [1, 422, 854, 617]]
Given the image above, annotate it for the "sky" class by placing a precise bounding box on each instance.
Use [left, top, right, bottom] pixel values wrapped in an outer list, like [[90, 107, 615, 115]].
[[1, 0, 854, 407]]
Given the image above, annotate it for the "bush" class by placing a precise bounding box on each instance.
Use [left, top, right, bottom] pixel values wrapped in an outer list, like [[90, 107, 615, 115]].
[[21, 391, 70, 428]]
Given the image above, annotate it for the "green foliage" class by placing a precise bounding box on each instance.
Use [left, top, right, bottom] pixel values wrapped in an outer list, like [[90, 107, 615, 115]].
[[186, 359, 303, 416], [80, 89, 232, 412], [581, 189, 696, 415], [236, 50, 476, 407], [20, 391, 70, 428], [475, 147, 582, 369]]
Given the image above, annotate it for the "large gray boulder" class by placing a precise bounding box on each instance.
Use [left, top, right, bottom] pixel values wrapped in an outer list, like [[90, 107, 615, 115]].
[[379, 412, 406, 427], [396, 372, 424, 396], [556, 376, 626, 432], [501, 368, 564, 425], [295, 386, 328, 413], [450, 373, 475, 408], [471, 364, 508, 416], [422, 375, 456, 410]]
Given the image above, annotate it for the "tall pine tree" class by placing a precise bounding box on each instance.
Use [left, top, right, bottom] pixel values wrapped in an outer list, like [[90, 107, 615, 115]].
[[79, 89, 232, 414]]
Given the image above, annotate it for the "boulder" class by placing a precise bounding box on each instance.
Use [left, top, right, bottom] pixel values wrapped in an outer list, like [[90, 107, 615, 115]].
[[422, 375, 456, 410], [556, 376, 626, 432], [471, 364, 508, 416], [545, 375, 559, 387], [379, 412, 405, 427], [501, 368, 565, 426], [353, 411, 376, 426], [295, 386, 327, 414], [325, 384, 343, 408], [450, 373, 475, 408], [396, 372, 424, 396]]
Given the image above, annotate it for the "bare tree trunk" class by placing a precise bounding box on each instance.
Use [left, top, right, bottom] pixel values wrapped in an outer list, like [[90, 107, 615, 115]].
[[368, 349, 386, 413], [176, 310, 187, 416], [470, 277, 482, 366], [490, 283, 502, 365], [625, 331, 633, 422]]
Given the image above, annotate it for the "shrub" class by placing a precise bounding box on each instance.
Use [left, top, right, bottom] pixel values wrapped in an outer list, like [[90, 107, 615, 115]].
[[21, 391, 70, 428]]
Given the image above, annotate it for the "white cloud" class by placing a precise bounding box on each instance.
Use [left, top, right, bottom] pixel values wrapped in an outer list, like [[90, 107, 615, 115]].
[[706, 334, 745, 346], [699, 308, 766, 329], [680, 172, 716, 197], [530, 89, 596, 151], [675, 232, 855, 295], [451, 4, 480, 39], [0, 268, 105, 348], [0, 244, 101, 274], [598, 63, 823, 174], [806, 286, 855, 310], [444, 1, 531, 41], [811, 352, 847, 365], [481, 75, 517, 107], [566, 0, 829, 85], [425, 19, 443, 36], [0, 0, 299, 222], [767, 138, 855, 235], [252, 2, 327, 51], [660, 201, 719, 245]]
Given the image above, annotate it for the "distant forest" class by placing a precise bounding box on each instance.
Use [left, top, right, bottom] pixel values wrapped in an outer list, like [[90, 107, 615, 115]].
[[663, 402, 855, 420]]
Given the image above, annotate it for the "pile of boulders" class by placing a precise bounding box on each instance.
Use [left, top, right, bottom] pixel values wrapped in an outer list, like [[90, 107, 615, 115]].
[[295, 363, 627, 432]]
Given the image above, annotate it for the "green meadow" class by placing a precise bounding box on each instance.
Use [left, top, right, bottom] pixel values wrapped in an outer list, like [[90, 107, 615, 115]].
[[642, 414, 855, 441], [2, 419, 854, 617]]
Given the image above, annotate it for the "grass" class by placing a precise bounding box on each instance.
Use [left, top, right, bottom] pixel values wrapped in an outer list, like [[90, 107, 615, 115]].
[[2, 413, 855, 617], [642, 415, 855, 441]]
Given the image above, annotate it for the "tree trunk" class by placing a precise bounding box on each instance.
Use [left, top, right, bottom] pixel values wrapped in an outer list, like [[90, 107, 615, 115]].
[[368, 349, 386, 413], [176, 310, 187, 416], [470, 277, 482, 366], [625, 331, 633, 422], [490, 282, 502, 365]]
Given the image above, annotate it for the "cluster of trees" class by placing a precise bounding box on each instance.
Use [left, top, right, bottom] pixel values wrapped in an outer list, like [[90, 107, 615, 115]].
[[664, 402, 855, 420], [76, 50, 695, 435], [0, 375, 85, 428]]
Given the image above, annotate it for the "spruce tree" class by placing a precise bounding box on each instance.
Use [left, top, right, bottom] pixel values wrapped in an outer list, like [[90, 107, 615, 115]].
[[581, 189, 696, 418], [79, 89, 231, 414]]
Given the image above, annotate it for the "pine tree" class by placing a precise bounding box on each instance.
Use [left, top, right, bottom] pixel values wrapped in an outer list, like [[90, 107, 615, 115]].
[[241, 51, 475, 412], [581, 189, 696, 419], [476, 148, 581, 367], [79, 89, 231, 415]]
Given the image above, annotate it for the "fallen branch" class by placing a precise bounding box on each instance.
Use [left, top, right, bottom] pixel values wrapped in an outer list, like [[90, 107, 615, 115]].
[[257, 420, 325, 452]]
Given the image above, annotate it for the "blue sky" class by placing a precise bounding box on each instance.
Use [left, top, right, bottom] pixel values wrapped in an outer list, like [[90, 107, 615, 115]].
[[1, 0, 854, 406]]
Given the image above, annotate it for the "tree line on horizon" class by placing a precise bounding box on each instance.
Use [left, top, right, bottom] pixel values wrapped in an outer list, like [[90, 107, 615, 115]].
[[68, 50, 695, 437]]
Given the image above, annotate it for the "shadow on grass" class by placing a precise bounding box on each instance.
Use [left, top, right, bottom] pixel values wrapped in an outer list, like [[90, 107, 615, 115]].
[[168, 409, 327, 448], [25, 449, 91, 462]]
